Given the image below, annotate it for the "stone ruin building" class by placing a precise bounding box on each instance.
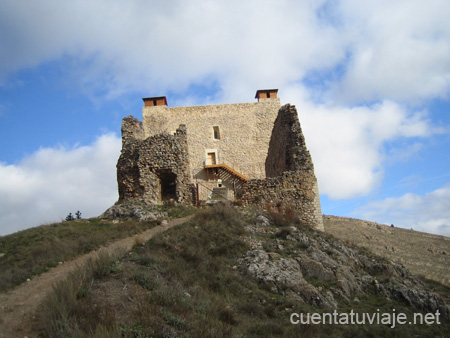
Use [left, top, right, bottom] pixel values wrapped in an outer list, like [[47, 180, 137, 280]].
[[116, 89, 324, 230]]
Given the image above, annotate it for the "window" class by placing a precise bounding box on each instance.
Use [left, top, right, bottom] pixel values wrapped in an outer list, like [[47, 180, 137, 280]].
[[213, 126, 221, 140]]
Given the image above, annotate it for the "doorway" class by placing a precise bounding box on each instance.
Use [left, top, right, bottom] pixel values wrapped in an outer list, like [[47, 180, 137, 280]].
[[159, 171, 177, 201], [207, 152, 216, 165]]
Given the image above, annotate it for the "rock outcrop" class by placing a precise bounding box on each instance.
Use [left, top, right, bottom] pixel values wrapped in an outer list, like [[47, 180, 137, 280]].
[[239, 213, 450, 320]]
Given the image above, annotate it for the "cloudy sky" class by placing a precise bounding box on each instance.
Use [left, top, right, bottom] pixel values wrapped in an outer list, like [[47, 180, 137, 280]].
[[0, 0, 449, 236]]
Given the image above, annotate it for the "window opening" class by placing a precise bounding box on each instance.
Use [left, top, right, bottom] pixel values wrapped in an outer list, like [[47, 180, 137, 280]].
[[213, 126, 221, 140]]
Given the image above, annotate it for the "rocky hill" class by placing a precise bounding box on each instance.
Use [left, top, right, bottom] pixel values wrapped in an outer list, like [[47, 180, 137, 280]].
[[29, 204, 449, 337], [324, 216, 450, 286]]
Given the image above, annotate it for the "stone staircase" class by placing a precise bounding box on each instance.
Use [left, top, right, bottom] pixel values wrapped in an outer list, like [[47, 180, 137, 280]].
[[210, 187, 228, 202]]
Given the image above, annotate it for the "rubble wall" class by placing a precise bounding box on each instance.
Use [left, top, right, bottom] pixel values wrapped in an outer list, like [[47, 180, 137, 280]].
[[117, 116, 193, 205], [242, 104, 324, 230]]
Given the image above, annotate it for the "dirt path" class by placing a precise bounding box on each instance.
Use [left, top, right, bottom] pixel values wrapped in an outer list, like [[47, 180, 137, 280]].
[[0, 215, 194, 338]]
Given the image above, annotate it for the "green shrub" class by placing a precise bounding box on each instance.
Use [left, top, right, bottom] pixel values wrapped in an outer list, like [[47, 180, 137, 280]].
[[132, 270, 158, 290]]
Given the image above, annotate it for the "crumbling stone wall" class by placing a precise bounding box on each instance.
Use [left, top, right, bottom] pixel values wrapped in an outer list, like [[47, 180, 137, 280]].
[[116, 96, 323, 231], [265, 104, 314, 176], [242, 104, 324, 231], [117, 116, 193, 205]]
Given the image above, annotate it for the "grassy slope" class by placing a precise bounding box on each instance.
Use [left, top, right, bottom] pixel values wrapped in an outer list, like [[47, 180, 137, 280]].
[[34, 205, 450, 338], [324, 216, 450, 286], [0, 205, 195, 292]]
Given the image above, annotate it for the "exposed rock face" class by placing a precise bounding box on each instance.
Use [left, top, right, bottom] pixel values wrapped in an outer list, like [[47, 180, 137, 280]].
[[117, 116, 193, 205], [239, 215, 450, 319], [241, 104, 323, 230], [101, 200, 167, 221]]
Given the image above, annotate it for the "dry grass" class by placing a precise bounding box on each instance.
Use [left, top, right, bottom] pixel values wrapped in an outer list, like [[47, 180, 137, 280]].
[[324, 215, 450, 286], [36, 251, 124, 338], [36, 204, 306, 337], [34, 206, 450, 337], [0, 205, 195, 292]]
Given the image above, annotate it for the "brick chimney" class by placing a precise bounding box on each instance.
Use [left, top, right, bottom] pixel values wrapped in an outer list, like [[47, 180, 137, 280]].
[[255, 89, 278, 101], [143, 96, 168, 107]]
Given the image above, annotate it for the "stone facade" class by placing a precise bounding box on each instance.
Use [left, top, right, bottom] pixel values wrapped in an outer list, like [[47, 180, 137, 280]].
[[116, 90, 324, 230], [142, 97, 281, 200]]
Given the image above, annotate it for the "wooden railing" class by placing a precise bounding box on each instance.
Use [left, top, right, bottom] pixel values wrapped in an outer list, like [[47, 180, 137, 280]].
[[203, 157, 258, 180]]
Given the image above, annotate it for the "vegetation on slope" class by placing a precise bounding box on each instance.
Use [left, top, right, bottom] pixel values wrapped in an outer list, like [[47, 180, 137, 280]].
[[324, 215, 450, 286], [0, 204, 195, 291], [35, 204, 449, 337]]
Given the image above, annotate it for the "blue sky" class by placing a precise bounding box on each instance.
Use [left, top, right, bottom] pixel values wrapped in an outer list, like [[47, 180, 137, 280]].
[[0, 0, 449, 236]]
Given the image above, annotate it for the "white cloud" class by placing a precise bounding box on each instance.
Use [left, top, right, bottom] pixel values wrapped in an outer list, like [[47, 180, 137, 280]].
[[1, 0, 449, 104], [0, 134, 121, 236], [284, 92, 440, 199], [333, 0, 450, 104], [354, 184, 450, 237]]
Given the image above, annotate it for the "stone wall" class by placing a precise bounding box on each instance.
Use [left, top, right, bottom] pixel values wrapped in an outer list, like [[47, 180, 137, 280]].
[[117, 116, 193, 205], [265, 104, 314, 176], [241, 104, 324, 231], [142, 98, 281, 200]]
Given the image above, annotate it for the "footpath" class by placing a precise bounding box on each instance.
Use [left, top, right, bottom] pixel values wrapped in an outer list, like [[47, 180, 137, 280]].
[[0, 215, 194, 338]]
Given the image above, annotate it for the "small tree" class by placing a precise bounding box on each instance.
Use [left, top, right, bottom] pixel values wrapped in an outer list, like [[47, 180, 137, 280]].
[[75, 210, 82, 219], [65, 213, 75, 221]]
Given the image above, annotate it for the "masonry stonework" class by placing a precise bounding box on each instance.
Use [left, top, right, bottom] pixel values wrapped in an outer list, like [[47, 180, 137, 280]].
[[142, 98, 281, 200], [117, 117, 192, 205], [241, 104, 324, 230], [115, 90, 324, 230]]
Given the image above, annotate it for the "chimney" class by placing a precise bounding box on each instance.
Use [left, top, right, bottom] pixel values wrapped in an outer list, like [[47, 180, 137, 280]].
[[255, 89, 278, 102], [142, 96, 168, 107]]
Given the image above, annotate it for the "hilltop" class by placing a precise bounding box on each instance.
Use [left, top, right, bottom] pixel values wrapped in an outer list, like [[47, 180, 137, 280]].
[[324, 216, 450, 287], [1, 204, 448, 337]]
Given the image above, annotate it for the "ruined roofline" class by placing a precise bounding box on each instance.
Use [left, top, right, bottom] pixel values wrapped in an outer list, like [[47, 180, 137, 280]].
[[142, 89, 280, 109], [143, 99, 281, 110]]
